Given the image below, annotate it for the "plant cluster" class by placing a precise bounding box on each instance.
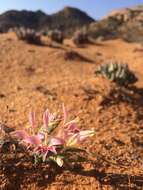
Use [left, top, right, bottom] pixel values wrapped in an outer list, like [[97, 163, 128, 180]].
[[95, 61, 138, 86], [14, 27, 42, 45], [11, 105, 95, 167], [48, 30, 64, 44], [72, 31, 89, 46]]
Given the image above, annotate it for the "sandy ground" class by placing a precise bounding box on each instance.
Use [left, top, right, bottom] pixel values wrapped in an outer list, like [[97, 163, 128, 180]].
[[0, 33, 143, 190]]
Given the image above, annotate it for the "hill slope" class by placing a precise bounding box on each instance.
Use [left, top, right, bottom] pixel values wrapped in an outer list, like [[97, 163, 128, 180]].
[[86, 5, 143, 42]]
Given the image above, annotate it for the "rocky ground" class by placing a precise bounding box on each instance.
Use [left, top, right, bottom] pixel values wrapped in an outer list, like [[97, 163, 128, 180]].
[[0, 33, 143, 190]]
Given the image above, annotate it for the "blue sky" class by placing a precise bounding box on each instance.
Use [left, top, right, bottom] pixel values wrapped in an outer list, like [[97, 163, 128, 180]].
[[1, 0, 143, 19]]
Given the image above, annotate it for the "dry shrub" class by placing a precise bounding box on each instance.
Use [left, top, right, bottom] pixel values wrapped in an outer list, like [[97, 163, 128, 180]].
[[48, 30, 64, 44], [14, 27, 42, 45], [64, 50, 92, 63], [64, 50, 83, 61], [72, 31, 89, 46]]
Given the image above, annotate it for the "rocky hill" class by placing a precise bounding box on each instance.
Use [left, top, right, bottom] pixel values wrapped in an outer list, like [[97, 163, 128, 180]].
[[0, 7, 94, 36], [85, 5, 143, 43], [1, 5, 143, 42]]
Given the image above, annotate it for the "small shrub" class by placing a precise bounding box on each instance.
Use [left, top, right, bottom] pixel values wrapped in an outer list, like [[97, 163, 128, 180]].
[[41, 30, 48, 36], [95, 61, 138, 86], [64, 50, 83, 61], [72, 31, 89, 46], [14, 27, 42, 45], [11, 105, 95, 167], [64, 50, 92, 63], [48, 30, 64, 44]]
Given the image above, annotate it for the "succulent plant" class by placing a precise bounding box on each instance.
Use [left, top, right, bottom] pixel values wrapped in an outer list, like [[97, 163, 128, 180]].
[[14, 27, 41, 45], [48, 30, 64, 44], [72, 31, 89, 46], [95, 61, 138, 86]]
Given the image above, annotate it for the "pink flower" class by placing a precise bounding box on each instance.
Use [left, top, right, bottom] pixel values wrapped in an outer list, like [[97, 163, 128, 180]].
[[49, 137, 65, 146], [35, 145, 57, 161], [23, 135, 42, 146], [29, 112, 36, 129], [43, 110, 49, 128], [65, 129, 95, 146], [66, 120, 80, 133], [42, 109, 58, 130], [11, 130, 29, 139], [12, 130, 42, 146], [11, 105, 95, 166], [56, 120, 95, 147]]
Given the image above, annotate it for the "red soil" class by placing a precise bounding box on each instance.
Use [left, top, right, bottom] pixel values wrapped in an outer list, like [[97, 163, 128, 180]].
[[0, 33, 143, 190]]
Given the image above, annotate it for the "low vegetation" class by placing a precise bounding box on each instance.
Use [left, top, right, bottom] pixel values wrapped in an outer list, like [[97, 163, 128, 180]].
[[10, 105, 95, 167], [72, 31, 89, 46], [14, 27, 42, 45], [95, 61, 138, 86], [48, 30, 64, 44]]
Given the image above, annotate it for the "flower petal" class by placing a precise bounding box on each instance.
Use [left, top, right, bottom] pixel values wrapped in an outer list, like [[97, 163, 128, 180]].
[[29, 112, 36, 128], [49, 137, 65, 146], [67, 122, 79, 133], [11, 130, 29, 139], [78, 129, 95, 142], [48, 145, 57, 154], [37, 133, 45, 140], [23, 135, 41, 145], [43, 110, 49, 128]]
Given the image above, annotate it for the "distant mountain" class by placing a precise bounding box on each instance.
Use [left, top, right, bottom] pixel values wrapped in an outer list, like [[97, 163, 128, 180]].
[[85, 5, 143, 43], [0, 7, 94, 36], [2, 5, 143, 43]]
